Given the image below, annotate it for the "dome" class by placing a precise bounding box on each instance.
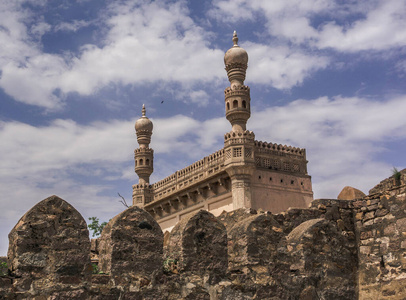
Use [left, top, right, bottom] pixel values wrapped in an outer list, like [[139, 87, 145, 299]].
[[135, 105, 153, 133], [224, 31, 248, 67]]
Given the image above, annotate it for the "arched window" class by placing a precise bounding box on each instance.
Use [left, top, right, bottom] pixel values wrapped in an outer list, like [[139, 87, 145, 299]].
[[146, 159, 150, 166], [233, 100, 238, 108], [135, 160, 138, 166], [242, 100, 247, 108], [140, 159, 144, 166], [226, 102, 230, 110]]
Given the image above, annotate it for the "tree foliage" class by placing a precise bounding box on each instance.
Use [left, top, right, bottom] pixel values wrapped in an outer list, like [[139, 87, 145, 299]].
[[88, 217, 108, 237]]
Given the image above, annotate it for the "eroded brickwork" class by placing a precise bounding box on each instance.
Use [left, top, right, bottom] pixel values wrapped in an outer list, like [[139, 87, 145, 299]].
[[355, 185, 406, 299], [6, 195, 91, 298], [2, 173, 406, 299]]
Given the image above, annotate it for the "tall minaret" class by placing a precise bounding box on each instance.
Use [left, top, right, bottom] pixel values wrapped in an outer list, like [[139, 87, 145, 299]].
[[133, 104, 154, 207], [224, 30, 251, 132], [223, 31, 256, 210]]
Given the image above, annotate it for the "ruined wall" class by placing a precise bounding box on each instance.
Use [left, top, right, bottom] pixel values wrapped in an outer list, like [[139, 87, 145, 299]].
[[355, 183, 406, 300], [1, 175, 406, 299]]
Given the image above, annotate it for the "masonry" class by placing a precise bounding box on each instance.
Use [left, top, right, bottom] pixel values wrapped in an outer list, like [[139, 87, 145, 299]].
[[1, 169, 406, 299], [132, 32, 313, 232]]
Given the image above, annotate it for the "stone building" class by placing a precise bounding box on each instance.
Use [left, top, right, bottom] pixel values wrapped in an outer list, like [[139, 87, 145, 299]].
[[132, 32, 313, 232]]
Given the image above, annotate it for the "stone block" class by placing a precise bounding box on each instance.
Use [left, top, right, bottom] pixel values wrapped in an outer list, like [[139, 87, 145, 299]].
[[227, 213, 283, 272], [7, 195, 91, 292], [98, 205, 163, 283], [167, 210, 227, 280], [396, 217, 406, 232]]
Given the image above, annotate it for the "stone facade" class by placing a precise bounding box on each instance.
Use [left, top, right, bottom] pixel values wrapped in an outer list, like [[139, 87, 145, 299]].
[[132, 32, 313, 232], [2, 170, 406, 299]]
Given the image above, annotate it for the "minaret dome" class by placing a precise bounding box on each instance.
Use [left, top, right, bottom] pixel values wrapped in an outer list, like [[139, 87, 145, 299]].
[[135, 104, 153, 148], [224, 31, 248, 89]]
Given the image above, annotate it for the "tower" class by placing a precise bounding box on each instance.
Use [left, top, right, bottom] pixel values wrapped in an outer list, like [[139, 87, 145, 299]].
[[133, 104, 154, 207], [223, 31, 256, 210]]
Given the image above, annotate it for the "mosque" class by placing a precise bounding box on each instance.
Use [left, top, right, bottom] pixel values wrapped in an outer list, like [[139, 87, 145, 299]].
[[132, 32, 313, 232]]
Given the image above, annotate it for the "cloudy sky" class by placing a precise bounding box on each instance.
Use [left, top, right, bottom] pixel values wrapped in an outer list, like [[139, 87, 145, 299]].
[[1, 0, 406, 255]]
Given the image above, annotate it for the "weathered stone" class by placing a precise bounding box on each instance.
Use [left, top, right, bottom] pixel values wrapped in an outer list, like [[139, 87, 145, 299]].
[[384, 223, 397, 236], [375, 208, 389, 217], [287, 218, 357, 299], [364, 211, 375, 221], [367, 204, 379, 211], [7, 195, 91, 294], [217, 208, 258, 232], [396, 217, 406, 232], [167, 210, 227, 280], [4, 169, 406, 299], [337, 186, 366, 200], [227, 213, 283, 272], [98, 205, 163, 283]]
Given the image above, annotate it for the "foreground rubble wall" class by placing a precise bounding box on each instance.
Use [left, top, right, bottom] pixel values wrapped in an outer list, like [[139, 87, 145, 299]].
[[1, 174, 406, 299], [355, 183, 406, 299], [6, 195, 91, 299]]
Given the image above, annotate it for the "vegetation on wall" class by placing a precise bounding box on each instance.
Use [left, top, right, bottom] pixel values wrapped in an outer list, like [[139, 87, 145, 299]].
[[88, 217, 108, 237]]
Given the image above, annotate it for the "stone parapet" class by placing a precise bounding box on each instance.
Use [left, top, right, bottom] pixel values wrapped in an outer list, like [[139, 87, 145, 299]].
[[1, 195, 361, 299], [151, 148, 225, 201], [254, 140, 308, 175], [6, 183, 406, 299], [254, 140, 305, 157], [224, 130, 255, 146]]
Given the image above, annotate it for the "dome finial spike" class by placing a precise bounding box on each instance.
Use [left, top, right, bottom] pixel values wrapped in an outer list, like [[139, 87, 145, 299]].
[[232, 30, 238, 46], [142, 104, 146, 117]]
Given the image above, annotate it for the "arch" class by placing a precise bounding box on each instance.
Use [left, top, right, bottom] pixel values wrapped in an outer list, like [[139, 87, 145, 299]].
[[146, 159, 150, 166], [226, 102, 230, 110], [233, 100, 238, 108], [242, 100, 247, 108], [140, 159, 144, 165]]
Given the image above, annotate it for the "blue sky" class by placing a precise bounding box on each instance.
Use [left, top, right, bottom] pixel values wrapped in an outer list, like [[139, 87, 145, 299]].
[[1, 0, 406, 255]]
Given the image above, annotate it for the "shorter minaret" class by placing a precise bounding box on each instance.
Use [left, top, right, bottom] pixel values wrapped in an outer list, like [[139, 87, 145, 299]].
[[133, 104, 154, 207], [223, 31, 256, 210]]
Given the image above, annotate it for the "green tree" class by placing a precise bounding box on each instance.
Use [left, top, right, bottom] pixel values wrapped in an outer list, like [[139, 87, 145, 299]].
[[88, 217, 108, 237]]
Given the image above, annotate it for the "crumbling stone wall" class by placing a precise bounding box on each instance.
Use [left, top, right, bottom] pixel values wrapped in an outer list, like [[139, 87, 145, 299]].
[[2, 174, 406, 299], [286, 218, 358, 299], [227, 213, 283, 272], [98, 205, 163, 285], [6, 195, 91, 299], [355, 184, 406, 299], [166, 210, 227, 281]]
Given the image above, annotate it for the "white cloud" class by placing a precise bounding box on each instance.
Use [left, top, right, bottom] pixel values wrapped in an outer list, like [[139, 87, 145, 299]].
[[251, 95, 406, 197], [0, 0, 225, 110], [245, 42, 329, 88], [317, 0, 406, 52], [54, 20, 91, 32], [210, 0, 406, 52], [0, 0, 341, 110]]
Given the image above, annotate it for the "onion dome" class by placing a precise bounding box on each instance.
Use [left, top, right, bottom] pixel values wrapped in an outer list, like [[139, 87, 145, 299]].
[[224, 31, 248, 68], [135, 104, 153, 133]]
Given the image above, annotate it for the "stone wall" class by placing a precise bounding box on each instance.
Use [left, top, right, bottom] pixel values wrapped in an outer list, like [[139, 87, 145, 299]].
[[355, 184, 406, 299], [1, 174, 406, 299]]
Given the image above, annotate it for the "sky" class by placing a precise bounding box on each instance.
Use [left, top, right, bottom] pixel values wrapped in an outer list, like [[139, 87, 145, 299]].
[[1, 0, 406, 255]]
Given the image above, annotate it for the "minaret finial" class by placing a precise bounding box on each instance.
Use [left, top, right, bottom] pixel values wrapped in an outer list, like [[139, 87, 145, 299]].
[[232, 30, 238, 46], [142, 104, 146, 117]]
